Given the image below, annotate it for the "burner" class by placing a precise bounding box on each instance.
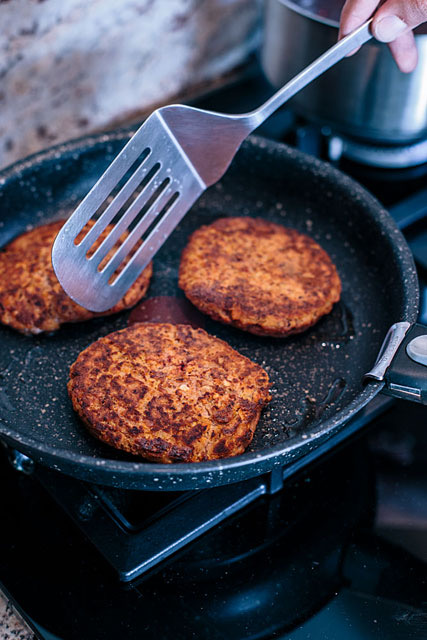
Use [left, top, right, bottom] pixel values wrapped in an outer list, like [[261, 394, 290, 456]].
[[291, 122, 427, 205], [328, 134, 427, 169]]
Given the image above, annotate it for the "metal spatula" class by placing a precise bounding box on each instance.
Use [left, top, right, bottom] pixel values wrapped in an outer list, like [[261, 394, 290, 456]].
[[52, 21, 372, 312]]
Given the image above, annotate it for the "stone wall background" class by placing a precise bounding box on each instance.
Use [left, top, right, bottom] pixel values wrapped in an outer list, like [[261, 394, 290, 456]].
[[0, 0, 261, 168], [0, 590, 34, 639]]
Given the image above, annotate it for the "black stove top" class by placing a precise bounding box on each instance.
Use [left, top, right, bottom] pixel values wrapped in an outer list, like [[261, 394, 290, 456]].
[[2, 401, 427, 640], [1, 69, 427, 639]]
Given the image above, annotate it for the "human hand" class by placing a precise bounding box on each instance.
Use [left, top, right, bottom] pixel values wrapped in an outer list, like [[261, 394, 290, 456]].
[[339, 0, 427, 72]]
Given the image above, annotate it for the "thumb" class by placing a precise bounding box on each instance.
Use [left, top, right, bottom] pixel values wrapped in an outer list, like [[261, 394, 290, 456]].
[[372, 0, 427, 42]]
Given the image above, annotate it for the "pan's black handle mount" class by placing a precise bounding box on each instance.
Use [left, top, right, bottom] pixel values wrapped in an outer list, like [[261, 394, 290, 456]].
[[365, 323, 427, 404]]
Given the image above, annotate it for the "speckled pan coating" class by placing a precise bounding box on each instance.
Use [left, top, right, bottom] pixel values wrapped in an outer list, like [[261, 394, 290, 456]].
[[0, 132, 418, 490]]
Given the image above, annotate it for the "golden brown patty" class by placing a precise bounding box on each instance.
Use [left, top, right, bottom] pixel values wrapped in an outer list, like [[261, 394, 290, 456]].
[[0, 220, 152, 334], [179, 217, 341, 337], [68, 322, 271, 463]]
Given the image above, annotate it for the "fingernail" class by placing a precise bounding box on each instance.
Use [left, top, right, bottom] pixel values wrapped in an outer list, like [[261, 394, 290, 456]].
[[374, 15, 407, 42]]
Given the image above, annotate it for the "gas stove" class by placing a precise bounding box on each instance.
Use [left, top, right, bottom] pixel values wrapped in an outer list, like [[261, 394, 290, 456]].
[[1, 70, 427, 639], [2, 400, 427, 640]]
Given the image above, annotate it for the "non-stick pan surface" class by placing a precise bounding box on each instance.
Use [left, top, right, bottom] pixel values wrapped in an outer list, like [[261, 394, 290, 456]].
[[0, 132, 418, 490]]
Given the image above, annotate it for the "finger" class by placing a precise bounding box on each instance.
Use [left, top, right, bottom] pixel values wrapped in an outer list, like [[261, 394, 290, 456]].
[[372, 0, 427, 42], [339, 0, 379, 39], [388, 30, 418, 72]]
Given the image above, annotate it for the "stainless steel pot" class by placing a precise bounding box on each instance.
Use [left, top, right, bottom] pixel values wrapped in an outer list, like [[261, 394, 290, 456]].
[[261, 0, 427, 144]]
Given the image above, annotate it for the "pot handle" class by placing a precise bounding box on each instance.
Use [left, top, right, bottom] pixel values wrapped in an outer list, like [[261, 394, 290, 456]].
[[365, 323, 427, 404]]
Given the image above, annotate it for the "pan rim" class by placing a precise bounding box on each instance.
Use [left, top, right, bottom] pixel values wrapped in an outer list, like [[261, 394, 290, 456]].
[[0, 130, 419, 486], [0, 380, 383, 477]]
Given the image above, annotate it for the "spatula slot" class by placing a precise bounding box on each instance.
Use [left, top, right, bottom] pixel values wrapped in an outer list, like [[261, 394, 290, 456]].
[[107, 190, 180, 286], [73, 147, 152, 248], [95, 174, 171, 274], [88, 161, 162, 269], [127, 177, 172, 233]]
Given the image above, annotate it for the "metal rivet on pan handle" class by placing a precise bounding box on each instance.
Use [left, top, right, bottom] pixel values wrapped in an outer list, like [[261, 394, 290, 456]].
[[368, 323, 427, 405], [407, 335, 427, 367]]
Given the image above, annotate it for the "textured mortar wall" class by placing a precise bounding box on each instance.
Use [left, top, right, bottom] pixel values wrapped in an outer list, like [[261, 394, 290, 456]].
[[0, 0, 261, 168]]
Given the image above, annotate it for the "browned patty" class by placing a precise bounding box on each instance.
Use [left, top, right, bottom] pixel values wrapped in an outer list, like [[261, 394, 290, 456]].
[[68, 322, 271, 463], [179, 217, 341, 337], [0, 220, 152, 334]]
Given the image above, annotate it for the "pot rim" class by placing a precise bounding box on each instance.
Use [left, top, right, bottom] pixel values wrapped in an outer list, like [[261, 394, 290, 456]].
[[273, 0, 346, 28], [273, 0, 427, 33]]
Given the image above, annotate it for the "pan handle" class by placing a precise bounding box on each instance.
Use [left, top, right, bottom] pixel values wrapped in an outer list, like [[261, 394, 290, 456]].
[[365, 323, 427, 404]]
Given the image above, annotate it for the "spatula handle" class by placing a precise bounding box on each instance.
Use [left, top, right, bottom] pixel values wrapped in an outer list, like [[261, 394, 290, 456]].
[[247, 19, 373, 129]]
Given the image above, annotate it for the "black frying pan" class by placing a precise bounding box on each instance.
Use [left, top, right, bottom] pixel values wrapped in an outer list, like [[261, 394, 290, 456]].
[[0, 132, 423, 490]]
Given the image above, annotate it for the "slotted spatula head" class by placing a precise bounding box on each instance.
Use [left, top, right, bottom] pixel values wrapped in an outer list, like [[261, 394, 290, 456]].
[[52, 105, 250, 312], [52, 22, 373, 312]]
